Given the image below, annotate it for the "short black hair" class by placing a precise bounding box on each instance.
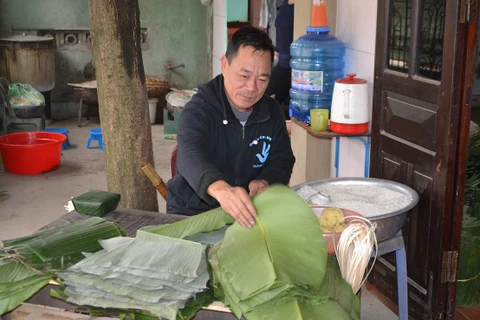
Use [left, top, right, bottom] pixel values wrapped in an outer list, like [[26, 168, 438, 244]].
[[225, 26, 274, 65]]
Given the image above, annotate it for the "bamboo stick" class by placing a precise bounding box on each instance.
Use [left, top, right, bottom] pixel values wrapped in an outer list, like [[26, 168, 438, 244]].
[[141, 163, 168, 200]]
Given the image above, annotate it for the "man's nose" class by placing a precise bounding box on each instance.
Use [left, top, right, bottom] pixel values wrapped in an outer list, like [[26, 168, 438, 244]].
[[245, 77, 257, 92]]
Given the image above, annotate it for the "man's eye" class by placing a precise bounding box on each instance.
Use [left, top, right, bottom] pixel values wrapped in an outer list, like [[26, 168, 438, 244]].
[[259, 78, 268, 82]]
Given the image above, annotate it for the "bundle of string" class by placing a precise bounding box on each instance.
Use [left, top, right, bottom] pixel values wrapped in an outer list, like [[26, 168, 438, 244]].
[[333, 216, 378, 294]]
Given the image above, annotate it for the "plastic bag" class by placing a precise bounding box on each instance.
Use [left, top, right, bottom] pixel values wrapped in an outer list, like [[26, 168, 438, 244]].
[[7, 83, 45, 107]]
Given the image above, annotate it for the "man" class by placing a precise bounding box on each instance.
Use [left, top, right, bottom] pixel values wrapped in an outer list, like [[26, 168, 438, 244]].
[[166, 27, 295, 228]]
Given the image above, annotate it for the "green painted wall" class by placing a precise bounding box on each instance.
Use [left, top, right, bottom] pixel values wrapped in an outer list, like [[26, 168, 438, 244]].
[[226, 0, 248, 22], [0, 0, 208, 120]]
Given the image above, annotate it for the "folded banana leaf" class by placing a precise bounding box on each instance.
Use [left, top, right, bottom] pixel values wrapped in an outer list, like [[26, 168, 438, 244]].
[[72, 190, 121, 217]]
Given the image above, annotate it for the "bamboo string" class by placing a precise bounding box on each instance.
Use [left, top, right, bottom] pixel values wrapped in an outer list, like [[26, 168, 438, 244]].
[[333, 216, 378, 294]]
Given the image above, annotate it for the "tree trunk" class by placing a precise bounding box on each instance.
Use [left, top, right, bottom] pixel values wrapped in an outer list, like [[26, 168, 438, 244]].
[[88, 0, 158, 211]]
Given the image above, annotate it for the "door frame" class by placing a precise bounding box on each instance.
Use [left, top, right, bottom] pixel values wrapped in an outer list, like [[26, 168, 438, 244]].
[[370, 0, 478, 318], [448, 1, 479, 317]]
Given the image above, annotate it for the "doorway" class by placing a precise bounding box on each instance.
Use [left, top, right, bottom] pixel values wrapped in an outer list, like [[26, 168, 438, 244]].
[[369, 0, 479, 319]]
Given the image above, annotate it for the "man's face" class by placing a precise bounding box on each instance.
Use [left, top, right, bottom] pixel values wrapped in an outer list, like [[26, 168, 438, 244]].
[[221, 45, 271, 111]]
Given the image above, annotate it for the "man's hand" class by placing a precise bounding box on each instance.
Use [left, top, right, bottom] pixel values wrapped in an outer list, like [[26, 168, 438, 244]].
[[249, 180, 269, 197], [207, 180, 257, 228]]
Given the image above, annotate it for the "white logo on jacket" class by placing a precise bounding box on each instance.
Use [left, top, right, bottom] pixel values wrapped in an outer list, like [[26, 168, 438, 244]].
[[250, 135, 272, 168]]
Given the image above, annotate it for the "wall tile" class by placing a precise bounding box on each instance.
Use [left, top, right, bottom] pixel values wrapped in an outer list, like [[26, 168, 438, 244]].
[[213, 0, 226, 17], [353, 0, 378, 54], [336, 0, 355, 49], [344, 50, 375, 119], [213, 15, 227, 60]]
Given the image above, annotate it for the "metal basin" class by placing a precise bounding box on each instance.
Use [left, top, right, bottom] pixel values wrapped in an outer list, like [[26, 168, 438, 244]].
[[291, 178, 419, 242]]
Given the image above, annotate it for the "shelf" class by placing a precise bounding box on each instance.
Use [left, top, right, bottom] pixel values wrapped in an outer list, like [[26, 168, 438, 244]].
[[291, 117, 371, 139]]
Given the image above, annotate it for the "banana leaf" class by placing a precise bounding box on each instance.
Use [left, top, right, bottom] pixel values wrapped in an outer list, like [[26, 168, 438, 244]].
[[0, 260, 51, 315], [2, 217, 125, 271], [208, 185, 359, 319], [0, 217, 125, 316], [145, 207, 234, 239]]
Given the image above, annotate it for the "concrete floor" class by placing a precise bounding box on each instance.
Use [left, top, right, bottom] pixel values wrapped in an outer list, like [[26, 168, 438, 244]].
[[0, 119, 398, 319]]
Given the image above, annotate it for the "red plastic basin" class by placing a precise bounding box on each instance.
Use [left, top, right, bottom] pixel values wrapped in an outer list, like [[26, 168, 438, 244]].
[[0, 132, 67, 175]]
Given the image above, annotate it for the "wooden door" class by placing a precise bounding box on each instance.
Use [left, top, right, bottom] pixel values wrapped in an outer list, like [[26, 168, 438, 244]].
[[370, 0, 477, 319]]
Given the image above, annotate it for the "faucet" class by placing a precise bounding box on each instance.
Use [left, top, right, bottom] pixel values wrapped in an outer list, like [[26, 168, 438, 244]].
[[165, 62, 185, 71]]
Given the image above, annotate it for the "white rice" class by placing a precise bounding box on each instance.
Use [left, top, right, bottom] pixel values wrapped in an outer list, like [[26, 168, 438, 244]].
[[296, 184, 413, 218]]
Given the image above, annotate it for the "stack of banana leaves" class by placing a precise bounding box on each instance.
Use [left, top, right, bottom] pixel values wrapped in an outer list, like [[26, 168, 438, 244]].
[[54, 231, 211, 320], [54, 185, 359, 320], [0, 217, 125, 315]]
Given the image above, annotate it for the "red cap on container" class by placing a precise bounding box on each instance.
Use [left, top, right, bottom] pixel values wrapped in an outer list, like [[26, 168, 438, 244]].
[[311, 0, 328, 28], [336, 73, 367, 84]]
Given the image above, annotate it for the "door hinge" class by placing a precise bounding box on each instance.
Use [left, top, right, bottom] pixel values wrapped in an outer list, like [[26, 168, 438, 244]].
[[441, 251, 459, 283], [461, 0, 478, 23]]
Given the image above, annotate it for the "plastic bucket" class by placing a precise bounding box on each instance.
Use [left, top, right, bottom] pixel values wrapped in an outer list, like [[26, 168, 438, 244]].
[[148, 98, 158, 124], [0, 132, 66, 174]]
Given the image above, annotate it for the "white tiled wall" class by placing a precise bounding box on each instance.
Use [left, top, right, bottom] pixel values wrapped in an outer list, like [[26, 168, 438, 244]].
[[212, 0, 227, 79], [331, 0, 378, 178]]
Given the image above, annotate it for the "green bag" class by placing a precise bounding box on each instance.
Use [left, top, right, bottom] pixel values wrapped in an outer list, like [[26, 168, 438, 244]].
[[7, 83, 45, 107], [72, 190, 121, 217]]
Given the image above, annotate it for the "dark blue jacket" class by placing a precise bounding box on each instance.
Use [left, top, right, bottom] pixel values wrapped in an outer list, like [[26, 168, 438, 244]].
[[275, 0, 294, 69], [166, 75, 295, 215]]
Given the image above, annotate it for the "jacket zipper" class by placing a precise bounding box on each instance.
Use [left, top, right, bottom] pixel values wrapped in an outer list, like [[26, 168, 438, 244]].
[[234, 125, 245, 185]]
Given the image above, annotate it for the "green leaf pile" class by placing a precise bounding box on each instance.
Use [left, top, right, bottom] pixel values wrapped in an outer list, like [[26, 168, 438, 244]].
[[0, 217, 125, 315], [208, 185, 360, 320]]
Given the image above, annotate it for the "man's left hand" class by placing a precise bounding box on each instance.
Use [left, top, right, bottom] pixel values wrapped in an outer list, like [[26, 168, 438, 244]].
[[249, 180, 269, 197]]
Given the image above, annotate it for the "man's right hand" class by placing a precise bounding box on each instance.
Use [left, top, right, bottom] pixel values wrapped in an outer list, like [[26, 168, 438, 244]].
[[207, 180, 257, 228]]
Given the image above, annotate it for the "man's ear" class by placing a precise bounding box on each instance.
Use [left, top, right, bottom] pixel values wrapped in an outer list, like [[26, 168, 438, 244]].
[[221, 55, 228, 73]]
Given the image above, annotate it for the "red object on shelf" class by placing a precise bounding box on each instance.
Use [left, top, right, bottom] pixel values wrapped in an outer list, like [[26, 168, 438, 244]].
[[335, 73, 367, 84], [0, 132, 66, 175], [330, 121, 369, 135]]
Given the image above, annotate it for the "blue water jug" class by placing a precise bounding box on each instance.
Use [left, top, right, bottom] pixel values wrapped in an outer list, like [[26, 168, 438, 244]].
[[289, 26, 345, 122]]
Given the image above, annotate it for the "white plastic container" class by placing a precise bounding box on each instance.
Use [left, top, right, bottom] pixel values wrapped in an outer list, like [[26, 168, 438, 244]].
[[148, 98, 158, 124], [330, 74, 369, 134]]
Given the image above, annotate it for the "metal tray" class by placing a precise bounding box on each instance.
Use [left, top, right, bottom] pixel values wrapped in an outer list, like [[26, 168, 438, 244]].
[[291, 178, 419, 242]]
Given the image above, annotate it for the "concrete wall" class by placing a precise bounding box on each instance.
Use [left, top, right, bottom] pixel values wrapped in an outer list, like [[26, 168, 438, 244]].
[[0, 0, 209, 119], [332, 0, 377, 178], [212, 0, 227, 78]]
